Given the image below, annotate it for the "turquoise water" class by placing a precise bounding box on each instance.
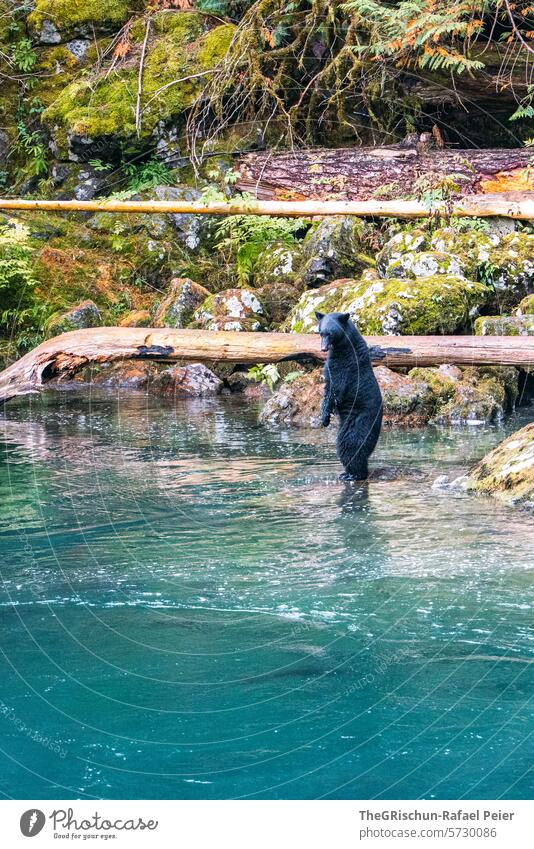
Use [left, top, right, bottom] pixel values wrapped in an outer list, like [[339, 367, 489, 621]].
[[0, 390, 533, 800]]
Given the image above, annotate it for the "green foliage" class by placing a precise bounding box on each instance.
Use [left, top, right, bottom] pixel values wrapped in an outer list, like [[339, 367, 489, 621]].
[[248, 363, 280, 390], [215, 214, 307, 283], [15, 122, 48, 178], [123, 158, 173, 191], [11, 38, 37, 72], [0, 227, 47, 352]]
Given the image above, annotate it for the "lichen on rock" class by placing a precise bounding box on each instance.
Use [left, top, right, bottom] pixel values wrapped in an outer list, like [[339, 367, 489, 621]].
[[474, 315, 534, 336], [154, 278, 209, 329], [430, 366, 518, 426], [295, 216, 367, 288], [286, 272, 490, 335], [462, 422, 534, 507], [193, 287, 267, 331], [45, 299, 101, 336]]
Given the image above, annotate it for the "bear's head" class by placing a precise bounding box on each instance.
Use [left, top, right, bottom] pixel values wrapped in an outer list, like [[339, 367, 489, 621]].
[[315, 311, 352, 352]]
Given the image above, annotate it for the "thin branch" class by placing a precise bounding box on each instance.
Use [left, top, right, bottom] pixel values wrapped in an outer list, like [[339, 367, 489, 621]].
[[136, 17, 151, 138]]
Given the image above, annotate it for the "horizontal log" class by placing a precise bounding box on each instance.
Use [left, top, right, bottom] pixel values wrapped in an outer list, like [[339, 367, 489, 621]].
[[1, 328, 533, 404], [0, 193, 532, 219], [237, 146, 533, 201]]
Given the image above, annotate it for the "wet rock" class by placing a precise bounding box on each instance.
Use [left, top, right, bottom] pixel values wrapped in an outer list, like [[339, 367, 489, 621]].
[[474, 315, 534, 336], [85, 361, 159, 388], [515, 294, 534, 316], [193, 288, 267, 331], [374, 366, 433, 425], [46, 300, 101, 336], [375, 229, 428, 276], [154, 278, 210, 329], [152, 363, 222, 397], [118, 310, 152, 328], [383, 250, 466, 280], [259, 369, 323, 427], [154, 185, 218, 251], [430, 366, 518, 426], [286, 272, 490, 335], [462, 422, 534, 507], [296, 217, 366, 288]]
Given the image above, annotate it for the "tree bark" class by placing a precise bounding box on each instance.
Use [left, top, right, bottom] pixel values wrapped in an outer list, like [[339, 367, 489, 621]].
[[1, 327, 533, 404], [0, 193, 532, 218], [237, 146, 532, 201]]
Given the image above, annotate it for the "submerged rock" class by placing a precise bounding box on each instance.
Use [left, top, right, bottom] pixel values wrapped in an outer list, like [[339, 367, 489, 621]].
[[462, 422, 534, 507], [286, 272, 489, 335], [152, 364, 222, 397], [193, 288, 267, 331], [295, 217, 366, 288], [154, 278, 209, 329], [474, 315, 534, 336], [46, 300, 101, 336]]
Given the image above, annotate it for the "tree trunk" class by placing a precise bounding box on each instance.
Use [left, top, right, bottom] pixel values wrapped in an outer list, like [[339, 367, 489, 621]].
[[1, 327, 533, 404], [237, 145, 532, 201]]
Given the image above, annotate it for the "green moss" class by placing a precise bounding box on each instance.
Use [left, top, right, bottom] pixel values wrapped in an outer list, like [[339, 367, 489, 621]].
[[465, 422, 534, 507], [44, 20, 236, 139], [28, 0, 138, 33], [287, 273, 490, 335]]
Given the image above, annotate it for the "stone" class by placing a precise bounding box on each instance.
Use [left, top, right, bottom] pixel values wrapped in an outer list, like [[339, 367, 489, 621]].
[[430, 366, 518, 426], [66, 39, 90, 60], [153, 278, 210, 329], [375, 229, 428, 276], [374, 366, 434, 425], [474, 315, 534, 336], [515, 294, 534, 316], [259, 370, 323, 427], [152, 363, 222, 397], [286, 272, 490, 335], [87, 362, 159, 388], [154, 185, 218, 250], [118, 310, 152, 328], [462, 422, 534, 507], [254, 241, 305, 325], [39, 20, 62, 44], [193, 288, 267, 331], [383, 250, 466, 280], [45, 300, 101, 336], [295, 217, 366, 288]]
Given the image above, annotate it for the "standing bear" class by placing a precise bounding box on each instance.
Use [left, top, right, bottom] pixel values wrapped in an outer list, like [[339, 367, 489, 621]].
[[316, 311, 383, 480]]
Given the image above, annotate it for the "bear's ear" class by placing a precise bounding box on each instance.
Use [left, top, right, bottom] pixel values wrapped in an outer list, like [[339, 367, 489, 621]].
[[315, 311, 325, 321], [338, 312, 351, 324]]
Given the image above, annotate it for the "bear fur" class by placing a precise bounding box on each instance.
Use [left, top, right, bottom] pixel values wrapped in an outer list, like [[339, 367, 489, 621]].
[[317, 311, 383, 480]]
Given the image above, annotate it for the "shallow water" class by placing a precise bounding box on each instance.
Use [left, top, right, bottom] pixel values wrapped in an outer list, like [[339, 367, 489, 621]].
[[0, 390, 533, 800]]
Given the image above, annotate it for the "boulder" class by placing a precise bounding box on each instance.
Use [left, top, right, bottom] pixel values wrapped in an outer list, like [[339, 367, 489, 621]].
[[153, 278, 210, 329], [154, 185, 218, 250], [84, 361, 159, 388], [254, 241, 305, 325], [118, 310, 152, 328], [45, 300, 101, 336], [286, 272, 490, 335], [259, 370, 323, 427], [193, 288, 267, 331], [430, 366, 518, 425], [515, 294, 534, 316], [374, 366, 433, 425], [152, 364, 222, 397], [375, 229, 428, 276], [382, 250, 466, 280], [461, 422, 534, 507], [474, 315, 534, 336], [295, 217, 366, 288]]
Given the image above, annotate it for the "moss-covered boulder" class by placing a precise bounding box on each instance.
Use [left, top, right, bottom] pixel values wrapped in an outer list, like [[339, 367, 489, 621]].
[[515, 294, 534, 316], [462, 423, 534, 507], [430, 366, 518, 425], [295, 217, 367, 288], [430, 228, 534, 310], [254, 241, 305, 326], [154, 278, 209, 329], [375, 229, 428, 276], [154, 185, 219, 251], [286, 272, 490, 335], [193, 288, 267, 331], [474, 315, 534, 336], [118, 310, 151, 328], [45, 299, 101, 336], [28, 0, 138, 39], [384, 250, 466, 280], [44, 14, 236, 140], [259, 369, 323, 428]]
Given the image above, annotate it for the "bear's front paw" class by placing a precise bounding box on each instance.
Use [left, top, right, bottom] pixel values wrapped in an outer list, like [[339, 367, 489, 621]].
[[321, 415, 331, 427]]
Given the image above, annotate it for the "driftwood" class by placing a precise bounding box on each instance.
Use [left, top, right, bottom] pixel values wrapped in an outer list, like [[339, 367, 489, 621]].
[[1, 327, 533, 404], [0, 193, 532, 219], [237, 146, 533, 201]]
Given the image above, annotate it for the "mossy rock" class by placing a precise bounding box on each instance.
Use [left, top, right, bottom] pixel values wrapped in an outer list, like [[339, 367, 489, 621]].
[[515, 293, 534, 315], [254, 241, 305, 326], [375, 229, 428, 276], [462, 422, 534, 507], [385, 250, 466, 280], [118, 309, 151, 328], [28, 0, 141, 38], [296, 217, 367, 288], [153, 278, 209, 329], [474, 315, 534, 336], [44, 15, 236, 139], [45, 299, 101, 336], [192, 288, 267, 331], [286, 272, 490, 335], [430, 366, 518, 426]]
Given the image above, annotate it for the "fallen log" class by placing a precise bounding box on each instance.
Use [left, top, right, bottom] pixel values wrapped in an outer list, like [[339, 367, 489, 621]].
[[237, 146, 533, 201], [1, 328, 533, 404], [0, 193, 532, 219]]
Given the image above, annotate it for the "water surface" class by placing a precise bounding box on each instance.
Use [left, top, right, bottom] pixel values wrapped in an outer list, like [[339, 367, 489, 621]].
[[0, 390, 533, 799]]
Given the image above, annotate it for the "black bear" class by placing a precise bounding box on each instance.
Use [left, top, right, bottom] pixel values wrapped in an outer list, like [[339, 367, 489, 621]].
[[316, 311, 383, 481]]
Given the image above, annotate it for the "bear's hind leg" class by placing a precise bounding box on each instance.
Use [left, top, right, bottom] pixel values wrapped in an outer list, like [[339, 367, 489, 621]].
[[336, 418, 370, 481]]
